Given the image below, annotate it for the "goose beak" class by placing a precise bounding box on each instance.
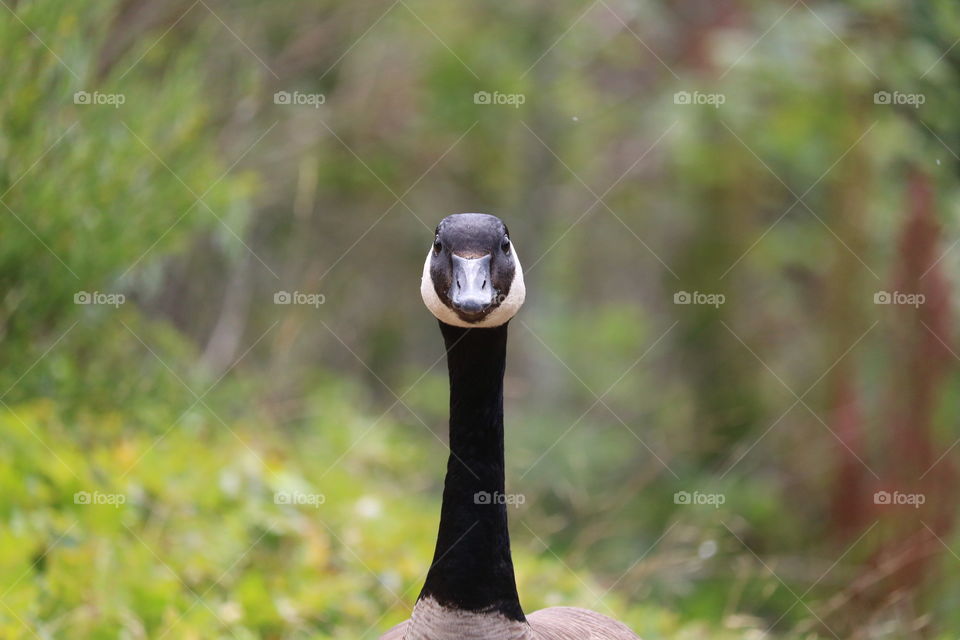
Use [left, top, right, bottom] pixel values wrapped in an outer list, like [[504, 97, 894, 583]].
[[450, 254, 493, 315]]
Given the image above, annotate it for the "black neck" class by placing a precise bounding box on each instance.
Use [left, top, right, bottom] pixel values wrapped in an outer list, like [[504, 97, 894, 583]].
[[417, 321, 524, 620]]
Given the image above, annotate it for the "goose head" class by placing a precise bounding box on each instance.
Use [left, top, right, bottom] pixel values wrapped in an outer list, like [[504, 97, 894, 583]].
[[420, 213, 525, 328]]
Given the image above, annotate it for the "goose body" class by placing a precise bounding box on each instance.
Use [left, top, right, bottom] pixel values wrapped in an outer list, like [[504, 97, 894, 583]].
[[382, 601, 637, 639], [382, 214, 640, 640]]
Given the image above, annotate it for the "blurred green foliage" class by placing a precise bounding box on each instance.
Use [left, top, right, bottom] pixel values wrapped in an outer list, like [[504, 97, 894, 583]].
[[1, 399, 772, 638], [0, 0, 254, 412], [3, 0, 960, 637]]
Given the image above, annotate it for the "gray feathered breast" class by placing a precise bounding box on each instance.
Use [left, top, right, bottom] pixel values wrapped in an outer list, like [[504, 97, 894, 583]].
[[380, 605, 641, 639]]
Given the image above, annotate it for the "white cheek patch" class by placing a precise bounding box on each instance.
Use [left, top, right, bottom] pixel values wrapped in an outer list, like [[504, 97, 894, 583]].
[[421, 249, 463, 327], [420, 248, 526, 329], [484, 246, 525, 327]]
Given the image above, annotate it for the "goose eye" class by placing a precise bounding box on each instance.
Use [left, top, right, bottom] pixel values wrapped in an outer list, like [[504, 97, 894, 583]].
[[501, 237, 511, 253], [433, 236, 442, 253]]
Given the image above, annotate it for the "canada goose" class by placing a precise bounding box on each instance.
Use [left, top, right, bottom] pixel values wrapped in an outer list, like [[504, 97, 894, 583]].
[[381, 213, 639, 639]]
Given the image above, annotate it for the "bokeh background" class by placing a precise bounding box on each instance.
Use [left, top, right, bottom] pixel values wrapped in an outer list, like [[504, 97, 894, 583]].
[[2, 0, 960, 637]]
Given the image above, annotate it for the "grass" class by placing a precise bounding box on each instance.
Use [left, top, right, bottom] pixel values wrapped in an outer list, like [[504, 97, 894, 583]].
[[0, 395, 776, 639]]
